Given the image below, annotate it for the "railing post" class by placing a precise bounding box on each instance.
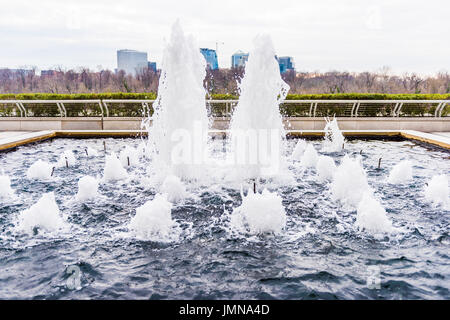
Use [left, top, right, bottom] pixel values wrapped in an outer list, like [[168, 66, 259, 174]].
[[439, 102, 447, 117], [60, 102, 67, 117], [435, 102, 443, 117], [15, 102, 23, 117], [56, 102, 64, 117], [396, 103, 403, 117], [354, 102, 361, 117], [350, 102, 356, 117], [19, 102, 27, 117]]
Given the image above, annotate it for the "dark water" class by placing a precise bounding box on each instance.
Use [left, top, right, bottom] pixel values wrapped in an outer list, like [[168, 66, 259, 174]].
[[0, 137, 449, 299]]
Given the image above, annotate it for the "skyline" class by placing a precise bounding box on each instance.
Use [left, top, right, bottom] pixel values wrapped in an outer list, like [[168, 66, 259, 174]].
[[1, 0, 449, 76]]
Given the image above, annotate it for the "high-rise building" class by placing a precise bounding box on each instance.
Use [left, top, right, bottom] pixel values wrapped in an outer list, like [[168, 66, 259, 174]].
[[147, 61, 157, 72], [231, 50, 249, 68], [277, 56, 295, 73], [117, 49, 148, 75], [200, 48, 218, 70]]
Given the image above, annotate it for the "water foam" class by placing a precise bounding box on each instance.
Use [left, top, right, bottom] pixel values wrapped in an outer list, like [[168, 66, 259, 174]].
[[129, 194, 176, 241], [76, 176, 99, 202], [291, 139, 307, 161], [424, 174, 449, 208], [387, 160, 413, 184], [103, 152, 128, 182], [331, 155, 370, 207], [322, 117, 345, 152], [56, 150, 76, 167], [160, 175, 187, 203], [16, 192, 67, 235], [0, 174, 15, 198], [230, 188, 286, 234], [300, 144, 319, 168], [316, 155, 336, 181], [356, 193, 393, 234], [26, 159, 53, 180]]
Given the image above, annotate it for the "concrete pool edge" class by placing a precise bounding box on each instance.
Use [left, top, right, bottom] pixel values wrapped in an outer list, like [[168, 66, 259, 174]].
[[0, 129, 449, 152]]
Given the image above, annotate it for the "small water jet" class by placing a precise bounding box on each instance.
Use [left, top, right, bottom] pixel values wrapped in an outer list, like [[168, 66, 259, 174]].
[[356, 193, 394, 234], [322, 117, 345, 152], [129, 194, 176, 241], [16, 192, 67, 235], [0, 174, 15, 198], [230, 188, 286, 234], [331, 155, 370, 207], [160, 175, 187, 203], [26, 159, 53, 180], [56, 150, 76, 168], [316, 155, 336, 182], [424, 174, 449, 208], [387, 160, 413, 184], [291, 139, 307, 160], [76, 176, 99, 202], [119, 146, 139, 167], [300, 144, 319, 168], [103, 153, 128, 182]]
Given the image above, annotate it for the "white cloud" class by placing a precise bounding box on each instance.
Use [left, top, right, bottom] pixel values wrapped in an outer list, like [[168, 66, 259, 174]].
[[0, 0, 448, 75]]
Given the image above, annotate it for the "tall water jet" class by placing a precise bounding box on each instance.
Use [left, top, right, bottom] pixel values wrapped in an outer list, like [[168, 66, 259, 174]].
[[148, 21, 209, 180], [229, 34, 289, 179]]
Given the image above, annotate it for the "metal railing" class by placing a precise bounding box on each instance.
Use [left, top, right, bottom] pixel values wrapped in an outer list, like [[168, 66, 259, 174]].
[[0, 99, 448, 118]]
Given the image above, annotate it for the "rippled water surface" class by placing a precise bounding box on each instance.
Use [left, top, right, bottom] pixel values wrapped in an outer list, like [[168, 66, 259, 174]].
[[0, 137, 449, 299]]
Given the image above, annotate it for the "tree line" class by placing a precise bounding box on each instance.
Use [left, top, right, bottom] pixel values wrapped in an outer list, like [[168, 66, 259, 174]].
[[1, 66, 449, 95]]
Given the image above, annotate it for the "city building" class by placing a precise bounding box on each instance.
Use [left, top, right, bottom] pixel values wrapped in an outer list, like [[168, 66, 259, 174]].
[[231, 50, 249, 68], [277, 56, 295, 73], [200, 48, 218, 70], [147, 61, 157, 72], [117, 49, 148, 75]]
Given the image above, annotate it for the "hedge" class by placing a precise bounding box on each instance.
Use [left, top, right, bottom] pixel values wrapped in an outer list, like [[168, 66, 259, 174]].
[[0, 92, 449, 100], [0, 92, 448, 117]]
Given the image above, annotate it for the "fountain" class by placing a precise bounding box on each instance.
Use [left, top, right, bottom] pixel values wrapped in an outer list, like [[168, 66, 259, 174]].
[[0, 21, 449, 300], [322, 117, 345, 152], [148, 20, 209, 180], [228, 34, 289, 179]]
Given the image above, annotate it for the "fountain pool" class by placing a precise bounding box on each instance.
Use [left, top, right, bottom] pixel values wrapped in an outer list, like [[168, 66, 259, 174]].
[[0, 136, 449, 299]]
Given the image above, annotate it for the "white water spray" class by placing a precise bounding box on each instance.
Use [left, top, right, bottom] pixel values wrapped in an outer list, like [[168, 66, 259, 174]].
[[76, 176, 99, 202], [103, 152, 128, 181], [17, 192, 67, 235], [0, 174, 15, 198], [129, 194, 176, 241], [387, 160, 413, 184], [322, 117, 345, 152], [424, 174, 449, 208], [230, 188, 286, 234], [149, 21, 209, 180], [229, 34, 289, 179], [331, 155, 370, 207], [26, 159, 53, 180]]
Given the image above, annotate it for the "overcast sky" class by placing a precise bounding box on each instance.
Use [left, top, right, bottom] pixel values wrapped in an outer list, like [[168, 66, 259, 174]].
[[0, 0, 448, 75]]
